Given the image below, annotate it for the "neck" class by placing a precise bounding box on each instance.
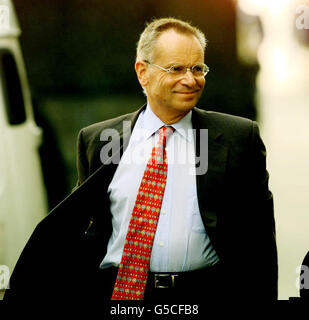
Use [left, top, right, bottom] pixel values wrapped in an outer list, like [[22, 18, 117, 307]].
[[148, 103, 190, 124]]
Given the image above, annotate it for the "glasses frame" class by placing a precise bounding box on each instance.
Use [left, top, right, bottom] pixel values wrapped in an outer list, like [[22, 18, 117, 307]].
[[144, 60, 209, 77]]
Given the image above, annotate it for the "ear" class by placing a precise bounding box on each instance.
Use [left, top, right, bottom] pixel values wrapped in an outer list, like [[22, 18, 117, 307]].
[[135, 61, 149, 87]]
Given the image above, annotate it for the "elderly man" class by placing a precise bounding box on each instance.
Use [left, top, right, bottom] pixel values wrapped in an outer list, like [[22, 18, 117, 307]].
[[5, 17, 277, 300]]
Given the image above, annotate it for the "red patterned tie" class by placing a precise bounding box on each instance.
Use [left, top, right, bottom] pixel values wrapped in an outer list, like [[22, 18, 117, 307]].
[[111, 126, 174, 300]]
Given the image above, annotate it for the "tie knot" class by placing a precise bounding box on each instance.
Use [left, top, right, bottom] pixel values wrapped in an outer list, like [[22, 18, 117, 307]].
[[159, 126, 175, 140], [158, 126, 174, 147]]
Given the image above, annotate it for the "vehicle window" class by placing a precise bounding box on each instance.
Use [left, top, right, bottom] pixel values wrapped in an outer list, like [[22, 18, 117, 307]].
[[0, 49, 26, 125]]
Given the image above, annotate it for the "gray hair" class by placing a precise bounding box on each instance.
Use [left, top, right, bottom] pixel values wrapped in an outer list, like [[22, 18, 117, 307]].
[[136, 17, 207, 63]]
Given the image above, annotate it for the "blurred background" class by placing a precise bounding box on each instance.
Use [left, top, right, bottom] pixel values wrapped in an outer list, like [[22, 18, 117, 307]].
[[0, 0, 308, 299]]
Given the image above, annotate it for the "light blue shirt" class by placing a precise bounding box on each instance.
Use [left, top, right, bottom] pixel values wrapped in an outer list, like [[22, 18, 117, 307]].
[[100, 104, 219, 272]]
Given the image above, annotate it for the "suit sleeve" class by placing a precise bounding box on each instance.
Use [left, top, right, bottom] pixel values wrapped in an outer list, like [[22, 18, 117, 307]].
[[250, 121, 278, 299], [73, 129, 89, 191]]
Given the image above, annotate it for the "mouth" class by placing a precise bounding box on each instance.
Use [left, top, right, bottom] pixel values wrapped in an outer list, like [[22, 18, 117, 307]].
[[174, 90, 199, 95]]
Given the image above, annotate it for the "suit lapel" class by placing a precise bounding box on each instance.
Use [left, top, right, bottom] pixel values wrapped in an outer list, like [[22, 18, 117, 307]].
[[192, 108, 228, 236]]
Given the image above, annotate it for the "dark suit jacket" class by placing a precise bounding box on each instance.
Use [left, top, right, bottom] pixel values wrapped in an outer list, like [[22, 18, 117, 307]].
[[5, 105, 278, 299]]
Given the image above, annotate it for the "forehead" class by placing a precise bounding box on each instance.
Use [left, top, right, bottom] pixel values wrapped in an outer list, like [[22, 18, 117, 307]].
[[153, 29, 204, 65]]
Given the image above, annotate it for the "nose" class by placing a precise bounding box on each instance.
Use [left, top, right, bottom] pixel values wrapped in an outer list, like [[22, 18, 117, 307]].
[[180, 69, 198, 87]]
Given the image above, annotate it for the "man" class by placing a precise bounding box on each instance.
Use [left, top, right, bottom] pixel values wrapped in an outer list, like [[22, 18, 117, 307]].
[[5, 17, 277, 300]]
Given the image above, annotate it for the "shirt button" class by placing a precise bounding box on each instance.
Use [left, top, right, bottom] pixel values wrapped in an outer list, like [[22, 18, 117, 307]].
[[159, 242, 164, 247], [162, 210, 166, 215]]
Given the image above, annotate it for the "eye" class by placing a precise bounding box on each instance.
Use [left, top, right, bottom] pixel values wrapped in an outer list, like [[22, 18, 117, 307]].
[[169, 65, 185, 73], [192, 65, 203, 74]]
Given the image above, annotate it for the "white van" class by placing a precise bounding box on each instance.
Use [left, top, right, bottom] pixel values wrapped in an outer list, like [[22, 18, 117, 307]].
[[0, 0, 47, 288]]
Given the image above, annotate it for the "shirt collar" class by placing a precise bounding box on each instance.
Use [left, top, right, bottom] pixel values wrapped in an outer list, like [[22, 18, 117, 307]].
[[140, 102, 192, 142]]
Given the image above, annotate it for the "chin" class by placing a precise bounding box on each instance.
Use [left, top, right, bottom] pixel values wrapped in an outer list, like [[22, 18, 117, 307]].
[[174, 104, 196, 114], [180, 100, 198, 110]]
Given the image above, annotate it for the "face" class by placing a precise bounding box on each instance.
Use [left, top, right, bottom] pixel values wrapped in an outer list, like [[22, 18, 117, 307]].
[[136, 29, 205, 123]]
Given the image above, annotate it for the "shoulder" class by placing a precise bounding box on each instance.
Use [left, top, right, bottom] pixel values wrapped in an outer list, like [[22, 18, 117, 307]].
[[193, 106, 254, 128], [78, 108, 141, 146], [193, 106, 258, 145], [192, 108, 261, 151]]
